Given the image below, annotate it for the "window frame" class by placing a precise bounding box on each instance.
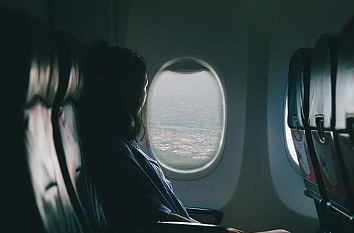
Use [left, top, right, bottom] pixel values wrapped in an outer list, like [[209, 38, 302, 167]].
[[145, 50, 227, 180]]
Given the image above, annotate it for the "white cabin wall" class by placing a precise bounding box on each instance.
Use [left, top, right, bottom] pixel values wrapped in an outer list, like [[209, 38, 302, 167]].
[[52, 0, 112, 45], [52, 0, 132, 46], [212, 2, 319, 232]]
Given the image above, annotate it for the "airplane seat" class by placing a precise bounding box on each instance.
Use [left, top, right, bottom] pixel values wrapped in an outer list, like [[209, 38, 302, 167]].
[[287, 48, 326, 201], [309, 33, 353, 232], [53, 32, 107, 233], [0, 7, 83, 233], [0, 7, 46, 233], [287, 48, 334, 232], [333, 16, 354, 228], [0, 7, 92, 233], [185, 207, 224, 225], [23, 23, 86, 233]]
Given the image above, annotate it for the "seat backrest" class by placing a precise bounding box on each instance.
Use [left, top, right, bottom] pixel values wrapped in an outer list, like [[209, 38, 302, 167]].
[[53, 33, 107, 233], [0, 8, 46, 233], [24, 23, 85, 233], [309, 33, 353, 220], [287, 48, 325, 201], [0, 7, 86, 233], [335, 17, 354, 217]]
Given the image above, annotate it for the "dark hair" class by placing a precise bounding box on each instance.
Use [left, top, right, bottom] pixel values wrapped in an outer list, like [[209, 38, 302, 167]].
[[123, 52, 147, 141], [80, 46, 147, 141]]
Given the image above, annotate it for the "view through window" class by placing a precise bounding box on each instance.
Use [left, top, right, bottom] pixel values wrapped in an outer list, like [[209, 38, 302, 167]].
[[147, 69, 225, 172]]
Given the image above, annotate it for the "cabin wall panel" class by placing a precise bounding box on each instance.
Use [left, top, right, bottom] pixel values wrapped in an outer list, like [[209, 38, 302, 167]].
[[124, 0, 248, 211], [0, 0, 49, 24], [52, 0, 112, 45]]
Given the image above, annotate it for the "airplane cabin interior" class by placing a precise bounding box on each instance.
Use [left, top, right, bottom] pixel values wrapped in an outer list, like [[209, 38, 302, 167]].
[[0, 1, 354, 233]]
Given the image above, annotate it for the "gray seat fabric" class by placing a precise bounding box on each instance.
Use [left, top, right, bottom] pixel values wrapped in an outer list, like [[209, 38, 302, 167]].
[[309, 33, 353, 217], [287, 48, 324, 201], [0, 8, 46, 233], [0, 7, 86, 233], [23, 22, 83, 233], [54, 34, 107, 233], [287, 31, 354, 232], [335, 17, 354, 217]]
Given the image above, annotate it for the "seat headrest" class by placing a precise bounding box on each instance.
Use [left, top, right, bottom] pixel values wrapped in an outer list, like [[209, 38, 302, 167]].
[[308, 34, 338, 129], [0, 8, 55, 232], [25, 34, 59, 107], [336, 17, 354, 130], [8, 23, 82, 109], [287, 48, 312, 129], [0, 7, 58, 110], [54, 32, 83, 106]]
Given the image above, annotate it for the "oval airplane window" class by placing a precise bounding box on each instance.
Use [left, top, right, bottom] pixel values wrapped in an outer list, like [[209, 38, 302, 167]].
[[284, 97, 299, 167], [147, 60, 226, 178]]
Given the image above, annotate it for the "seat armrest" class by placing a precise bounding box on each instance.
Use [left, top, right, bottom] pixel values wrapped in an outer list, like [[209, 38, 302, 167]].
[[186, 207, 224, 225], [153, 221, 229, 233]]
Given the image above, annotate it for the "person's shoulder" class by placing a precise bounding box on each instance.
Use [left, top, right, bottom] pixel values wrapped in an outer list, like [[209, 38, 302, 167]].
[[110, 136, 136, 161], [114, 136, 131, 150], [128, 141, 158, 164], [145, 154, 159, 167], [112, 137, 143, 175]]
